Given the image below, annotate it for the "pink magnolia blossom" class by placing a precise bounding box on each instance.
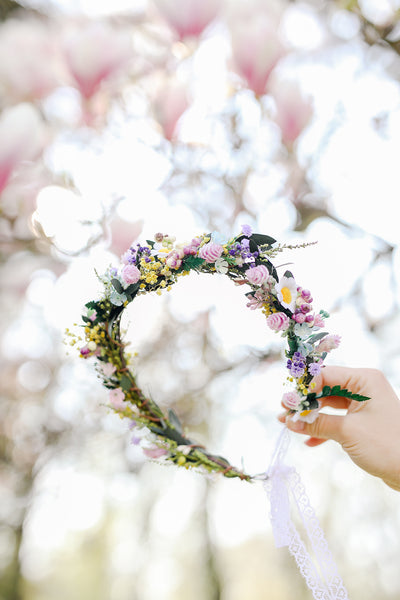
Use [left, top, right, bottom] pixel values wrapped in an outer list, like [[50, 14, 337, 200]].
[[122, 264, 141, 284], [245, 264, 270, 286], [0, 104, 45, 195], [229, 1, 286, 96], [109, 388, 127, 410], [199, 241, 224, 263], [152, 78, 189, 141], [0, 19, 61, 102], [316, 335, 341, 353], [63, 22, 132, 99], [154, 0, 221, 40], [269, 79, 313, 147], [266, 312, 290, 331]]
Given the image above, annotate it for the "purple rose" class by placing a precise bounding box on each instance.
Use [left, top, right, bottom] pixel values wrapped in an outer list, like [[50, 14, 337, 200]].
[[199, 242, 224, 263], [266, 312, 290, 331], [122, 264, 141, 284], [245, 264, 270, 286]]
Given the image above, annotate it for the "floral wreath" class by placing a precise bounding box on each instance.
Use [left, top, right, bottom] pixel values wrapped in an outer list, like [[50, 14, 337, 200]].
[[72, 226, 368, 481]]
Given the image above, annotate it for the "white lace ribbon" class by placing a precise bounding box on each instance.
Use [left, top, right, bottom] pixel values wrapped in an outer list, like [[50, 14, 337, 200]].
[[263, 426, 350, 600]]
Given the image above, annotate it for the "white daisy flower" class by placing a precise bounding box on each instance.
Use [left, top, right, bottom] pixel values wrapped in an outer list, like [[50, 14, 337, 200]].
[[275, 275, 297, 312], [215, 257, 229, 274]]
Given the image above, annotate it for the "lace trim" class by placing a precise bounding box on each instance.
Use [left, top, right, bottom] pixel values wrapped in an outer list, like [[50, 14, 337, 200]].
[[264, 427, 349, 600]]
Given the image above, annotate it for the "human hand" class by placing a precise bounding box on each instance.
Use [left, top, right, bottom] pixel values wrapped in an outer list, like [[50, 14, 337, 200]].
[[279, 366, 400, 491]]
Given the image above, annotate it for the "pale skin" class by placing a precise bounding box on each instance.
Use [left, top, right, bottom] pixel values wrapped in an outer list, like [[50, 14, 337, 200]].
[[278, 366, 400, 492]]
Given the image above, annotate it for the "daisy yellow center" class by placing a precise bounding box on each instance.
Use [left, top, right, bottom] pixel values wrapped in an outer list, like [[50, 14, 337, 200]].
[[300, 410, 312, 417], [281, 286, 292, 304]]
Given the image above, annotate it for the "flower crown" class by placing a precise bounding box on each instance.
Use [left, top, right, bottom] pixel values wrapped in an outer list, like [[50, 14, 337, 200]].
[[73, 226, 368, 481]]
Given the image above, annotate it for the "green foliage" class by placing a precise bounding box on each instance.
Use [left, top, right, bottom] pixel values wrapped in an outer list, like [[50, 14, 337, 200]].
[[307, 386, 370, 403], [168, 408, 183, 433], [182, 255, 205, 271], [124, 282, 140, 301], [307, 332, 328, 344], [111, 278, 124, 294], [120, 374, 133, 392]]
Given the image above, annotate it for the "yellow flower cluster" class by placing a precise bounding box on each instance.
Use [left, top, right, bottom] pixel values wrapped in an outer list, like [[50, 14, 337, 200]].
[[139, 256, 172, 286], [84, 323, 106, 345]]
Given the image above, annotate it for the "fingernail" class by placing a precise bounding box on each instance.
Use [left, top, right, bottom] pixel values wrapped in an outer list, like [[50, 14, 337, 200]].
[[286, 417, 305, 432]]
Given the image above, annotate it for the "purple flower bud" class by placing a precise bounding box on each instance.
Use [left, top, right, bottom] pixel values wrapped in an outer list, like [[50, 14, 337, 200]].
[[294, 312, 306, 323]]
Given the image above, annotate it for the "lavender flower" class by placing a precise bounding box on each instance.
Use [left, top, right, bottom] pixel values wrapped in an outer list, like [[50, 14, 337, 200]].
[[241, 224, 253, 237], [287, 351, 306, 378], [308, 362, 321, 376]]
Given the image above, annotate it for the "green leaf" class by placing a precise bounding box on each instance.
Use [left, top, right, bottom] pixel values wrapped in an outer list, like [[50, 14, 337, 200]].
[[85, 300, 100, 311], [316, 385, 370, 402], [283, 270, 294, 279], [124, 282, 140, 301], [120, 374, 132, 392], [125, 282, 140, 297], [107, 306, 124, 337], [306, 396, 320, 410], [287, 334, 298, 354], [182, 256, 205, 271], [146, 240, 155, 248], [168, 409, 183, 433], [111, 278, 124, 294], [307, 332, 328, 345], [235, 233, 276, 254], [249, 233, 276, 248]]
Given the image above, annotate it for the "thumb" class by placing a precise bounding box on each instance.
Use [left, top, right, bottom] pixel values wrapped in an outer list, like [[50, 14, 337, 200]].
[[286, 412, 347, 444]]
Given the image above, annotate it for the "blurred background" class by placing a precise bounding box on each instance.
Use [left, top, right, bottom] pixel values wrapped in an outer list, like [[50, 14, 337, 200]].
[[1, 0, 400, 598]]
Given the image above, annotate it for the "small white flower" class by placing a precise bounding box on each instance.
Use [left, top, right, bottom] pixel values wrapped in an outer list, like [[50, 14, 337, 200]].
[[109, 290, 127, 306], [293, 322, 312, 339], [215, 258, 229, 274]]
